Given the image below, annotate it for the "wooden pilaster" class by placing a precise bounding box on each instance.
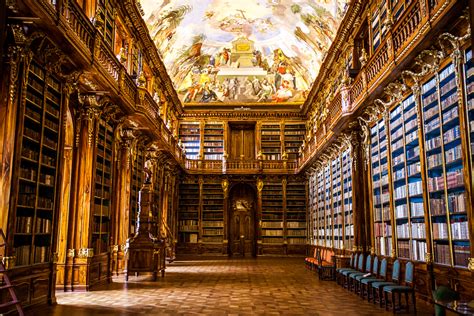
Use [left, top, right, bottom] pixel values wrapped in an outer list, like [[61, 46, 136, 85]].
[[350, 128, 369, 253], [66, 93, 103, 291], [113, 128, 134, 274]]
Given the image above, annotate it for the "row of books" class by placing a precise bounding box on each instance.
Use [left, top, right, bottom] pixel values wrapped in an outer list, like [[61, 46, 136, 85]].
[[427, 170, 463, 192], [15, 245, 50, 266], [179, 233, 198, 243], [287, 238, 306, 245], [203, 228, 223, 235], [16, 216, 52, 234], [202, 236, 223, 243], [179, 220, 199, 231], [373, 206, 391, 222], [202, 221, 224, 227], [396, 222, 426, 239]]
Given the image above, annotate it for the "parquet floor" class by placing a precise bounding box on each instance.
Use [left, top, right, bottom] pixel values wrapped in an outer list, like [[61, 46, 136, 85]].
[[34, 256, 433, 315]]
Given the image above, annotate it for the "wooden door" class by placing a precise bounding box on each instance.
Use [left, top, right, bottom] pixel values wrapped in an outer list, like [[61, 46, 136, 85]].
[[229, 123, 255, 160], [229, 184, 256, 256]]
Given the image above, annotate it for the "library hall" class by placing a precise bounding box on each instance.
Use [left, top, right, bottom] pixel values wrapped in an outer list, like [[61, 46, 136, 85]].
[[1, 0, 474, 315]]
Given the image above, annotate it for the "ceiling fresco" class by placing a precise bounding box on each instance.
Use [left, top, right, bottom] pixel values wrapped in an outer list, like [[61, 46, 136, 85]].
[[141, 0, 349, 105]]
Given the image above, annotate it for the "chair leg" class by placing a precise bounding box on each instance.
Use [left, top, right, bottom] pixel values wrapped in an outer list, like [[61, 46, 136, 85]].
[[379, 288, 383, 308], [384, 291, 388, 310], [405, 292, 409, 312], [392, 292, 396, 313], [412, 291, 416, 314]]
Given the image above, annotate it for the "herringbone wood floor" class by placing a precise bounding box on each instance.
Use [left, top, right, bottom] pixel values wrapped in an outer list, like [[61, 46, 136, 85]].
[[34, 256, 434, 315]]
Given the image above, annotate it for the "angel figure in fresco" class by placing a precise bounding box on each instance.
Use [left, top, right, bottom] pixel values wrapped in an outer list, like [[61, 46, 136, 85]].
[[272, 80, 293, 102]]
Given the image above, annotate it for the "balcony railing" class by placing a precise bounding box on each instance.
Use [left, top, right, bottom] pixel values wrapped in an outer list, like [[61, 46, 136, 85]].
[[185, 159, 298, 173]]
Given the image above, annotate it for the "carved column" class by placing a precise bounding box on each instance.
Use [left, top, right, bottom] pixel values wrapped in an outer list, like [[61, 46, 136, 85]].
[[256, 178, 263, 255], [55, 80, 76, 289], [0, 41, 28, 234], [66, 93, 103, 291], [350, 125, 369, 253], [113, 128, 135, 274], [222, 178, 229, 255]]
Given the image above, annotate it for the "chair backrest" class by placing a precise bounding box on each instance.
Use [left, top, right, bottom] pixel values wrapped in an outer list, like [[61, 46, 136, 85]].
[[391, 259, 401, 282], [313, 248, 317, 258], [372, 256, 379, 275], [379, 258, 388, 278], [404, 262, 414, 285], [352, 253, 359, 268], [357, 253, 364, 271], [349, 253, 355, 267], [364, 254, 372, 273], [316, 249, 322, 262]]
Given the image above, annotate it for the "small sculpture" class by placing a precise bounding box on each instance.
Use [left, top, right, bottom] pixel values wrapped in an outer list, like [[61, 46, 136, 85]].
[[143, 159, 153, 184]]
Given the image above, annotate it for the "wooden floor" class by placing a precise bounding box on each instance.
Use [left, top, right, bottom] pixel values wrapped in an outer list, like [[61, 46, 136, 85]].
[[34, 256, 433, 315]]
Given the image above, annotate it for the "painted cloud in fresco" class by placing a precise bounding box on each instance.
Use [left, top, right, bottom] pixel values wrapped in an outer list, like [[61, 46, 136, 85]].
[[141, 0, 349, 104]]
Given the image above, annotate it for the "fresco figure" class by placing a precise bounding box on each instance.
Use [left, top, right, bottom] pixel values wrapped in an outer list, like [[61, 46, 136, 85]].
[[257, 79, 275, 102], [273, 80, 293, 102]]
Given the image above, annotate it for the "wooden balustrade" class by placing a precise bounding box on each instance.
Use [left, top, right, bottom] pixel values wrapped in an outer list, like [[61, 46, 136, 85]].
[[392, 1, 422, 56], [349, 72, 365, 106], [97, 41, 120, 82], [327, 92, 342, 128], [66, 0, 95, 51], [366, 40, 390, 86], [142, 91, 161, 121], [122, 71, 137, 104], [183, 159, 298, 173]]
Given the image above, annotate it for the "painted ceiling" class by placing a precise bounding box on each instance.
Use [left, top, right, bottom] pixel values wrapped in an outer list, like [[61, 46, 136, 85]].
[[141, 0, 349, 105]]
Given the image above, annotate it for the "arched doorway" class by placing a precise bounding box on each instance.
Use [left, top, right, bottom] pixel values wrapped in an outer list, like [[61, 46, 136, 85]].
[[228, 183, 257, 257]]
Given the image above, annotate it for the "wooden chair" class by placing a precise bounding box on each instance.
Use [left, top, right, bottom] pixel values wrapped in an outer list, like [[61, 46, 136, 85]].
[[336, 253, 356, 285], [383, 261, 416, 313], [340, 253, 364, 290], [305, 248, 318, 270], [317, 248, 335, 280], [347, 254, 372, 293], [371, 259, 401, 307], [354, 256, 378, 298], [360, 258, 388, 302]]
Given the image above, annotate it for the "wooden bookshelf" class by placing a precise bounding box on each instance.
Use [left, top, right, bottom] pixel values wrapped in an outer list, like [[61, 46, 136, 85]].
[[370, 0, 388, 53], [422, 62, 469, 267], [261, 180, 284, 245], [130, 149, 145, 235], [179, 122, 200, 160], [285, 180, 306, 247], [390, 94, 426, 261], [201, 181, 224, 244], [13, 60, 62, 266], [308, 148, 354, 251], [203, 122, 224, 160], [261, 123, 281, 160], [309, 173, 318, 246], [464, 48, 474, 194], [283, 123, 305, 160], [371, 118, 393, 257], [316, 169, 325, 247], [92, 119, 114, 255], [390, 0, 410, 21], [97, 0, 115, 49], [178, 179, 200, 245], [342, 149, 354, 250]]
